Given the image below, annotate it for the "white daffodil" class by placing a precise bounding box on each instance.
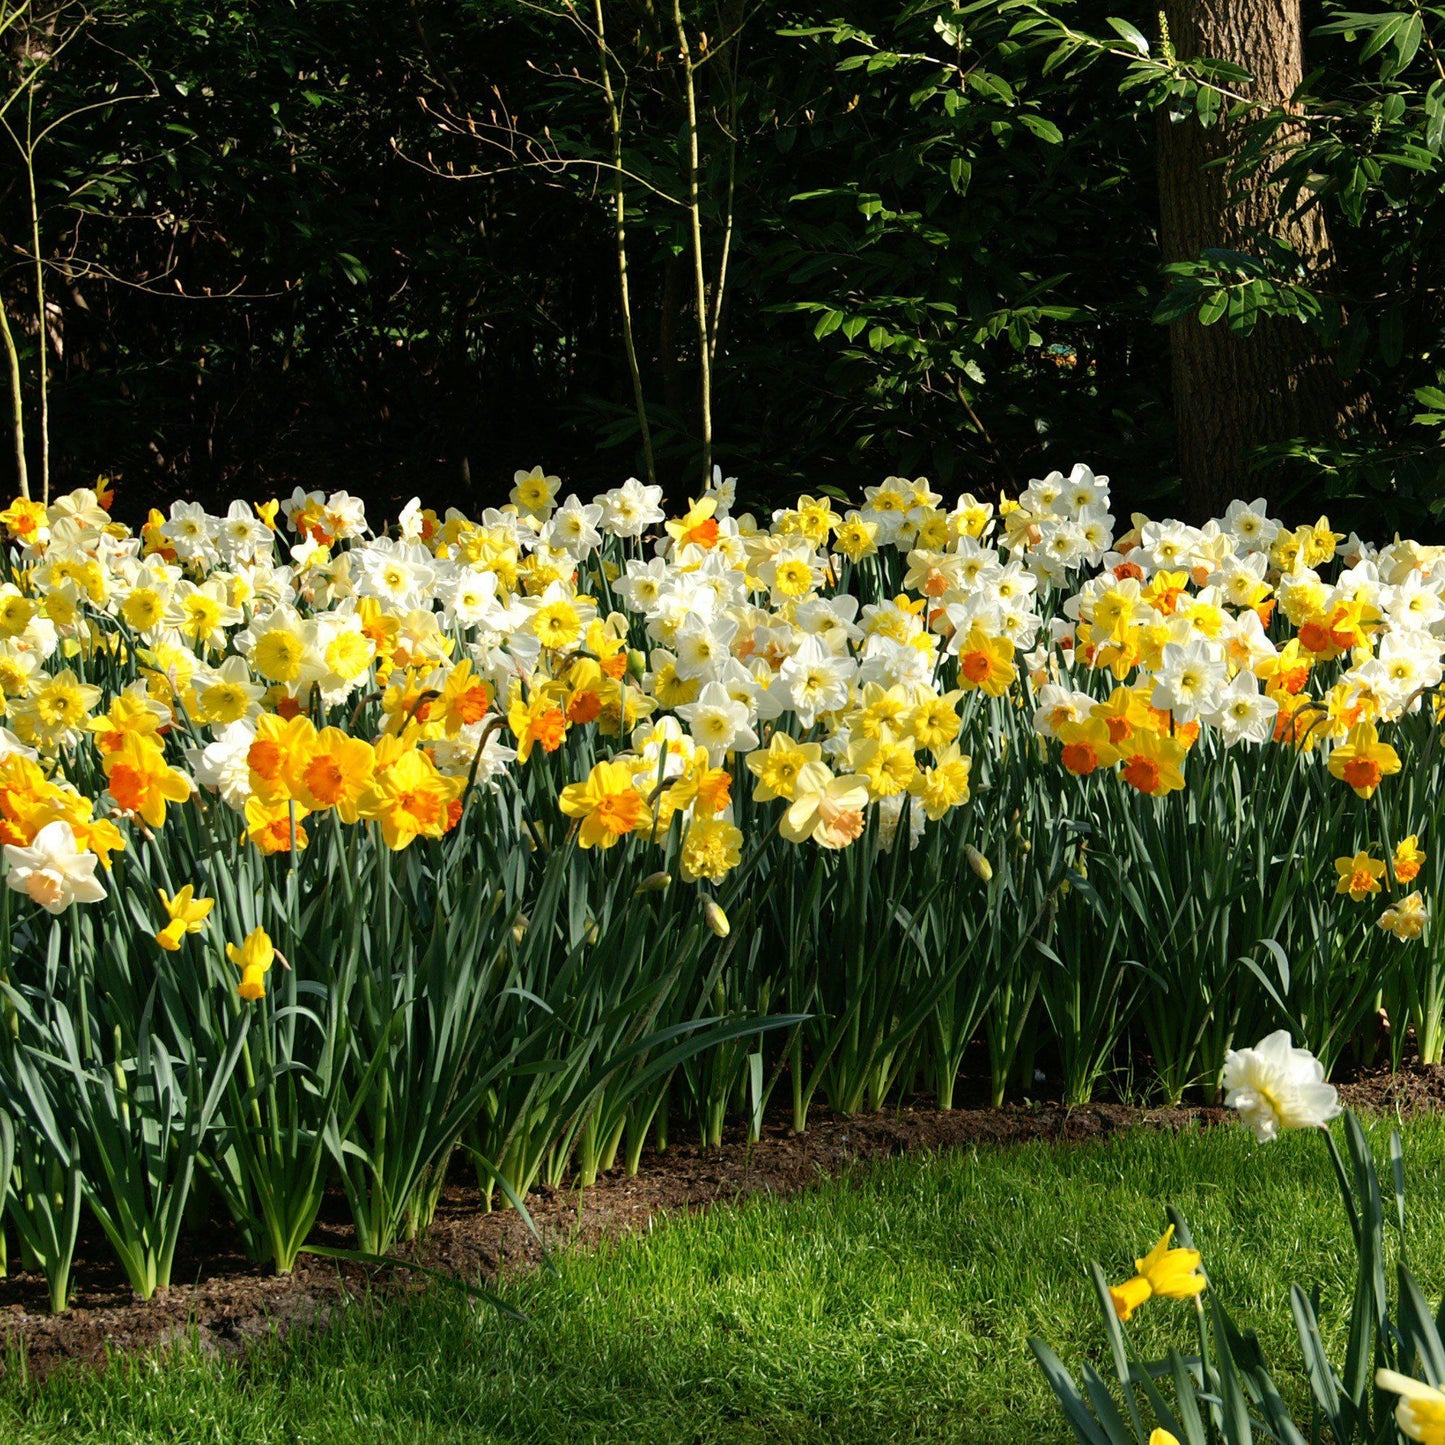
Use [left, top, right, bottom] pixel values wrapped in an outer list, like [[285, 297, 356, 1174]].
[[4, 820, 106, 914], [1221, 1031, 1341, 1142]]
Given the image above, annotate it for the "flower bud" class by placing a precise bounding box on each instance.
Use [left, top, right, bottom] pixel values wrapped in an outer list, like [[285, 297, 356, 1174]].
[[702, 898, 730, 938], [627, 648, 647, 680], [512, 912, 530, 945], [964, 845, 993, 882], [635, 870, 673, 895]]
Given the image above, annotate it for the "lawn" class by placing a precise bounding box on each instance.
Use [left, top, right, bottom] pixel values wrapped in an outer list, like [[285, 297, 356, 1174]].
[[3, 1111, 1439, 1445]]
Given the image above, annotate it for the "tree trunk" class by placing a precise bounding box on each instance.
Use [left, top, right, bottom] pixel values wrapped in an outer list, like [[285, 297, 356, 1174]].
[[1156, 0, 1348, 520]]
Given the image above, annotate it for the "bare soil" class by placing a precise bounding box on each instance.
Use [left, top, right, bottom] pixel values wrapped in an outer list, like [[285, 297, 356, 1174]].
[[5, 1065, 1443, 1381]]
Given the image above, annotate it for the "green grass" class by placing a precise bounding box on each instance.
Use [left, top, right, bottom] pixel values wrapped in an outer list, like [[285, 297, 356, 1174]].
[[5, 1113, 1445, 1444]]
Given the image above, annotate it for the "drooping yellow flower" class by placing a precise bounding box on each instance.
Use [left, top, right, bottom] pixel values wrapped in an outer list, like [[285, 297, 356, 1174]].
[[558, 760, 650, 850], [1109, 1226, 1206, 1322], [1335, 850, 1387, 903], [227, 926, 275, 1001], [1328, 721, 1401, 799], [154, 884, 214, 951]]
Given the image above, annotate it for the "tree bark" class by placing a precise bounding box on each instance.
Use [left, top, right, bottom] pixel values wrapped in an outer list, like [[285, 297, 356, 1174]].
[[1156, 0, 1348, 519]]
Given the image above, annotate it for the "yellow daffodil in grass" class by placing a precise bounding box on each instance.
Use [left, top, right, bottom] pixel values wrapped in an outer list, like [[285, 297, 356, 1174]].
[[356, 744, 463, 850], [1118, 729, 1187, 797], [1328, 720, 1401, 799], [227, 926, 274, 1001], [154, 884, 214, 951], [680, 817, 743, 883], [1109, 1225, 1206, 1322], [1056, 716, 1119, 777]]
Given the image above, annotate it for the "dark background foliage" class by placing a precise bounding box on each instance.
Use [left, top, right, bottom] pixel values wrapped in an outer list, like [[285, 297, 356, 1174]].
[[3, 0, 1443, 530]]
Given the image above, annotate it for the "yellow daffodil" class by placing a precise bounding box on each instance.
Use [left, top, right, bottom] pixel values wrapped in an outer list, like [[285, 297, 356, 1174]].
[[1395, 834, 1426, 884], [746, 732, 821, 802], [557, 759, 650, 850], [1109, 1225, 1206, 1322], [779, 762, 869, 850], [1328, 721, 1401, 799], [1335, 850, 1387, 902], [154, 884, 214, 951], [227, 926, 275, 1001]]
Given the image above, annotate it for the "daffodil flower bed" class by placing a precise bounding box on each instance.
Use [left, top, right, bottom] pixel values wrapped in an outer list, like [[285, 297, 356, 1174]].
[[0, 465, 1440, 1309]]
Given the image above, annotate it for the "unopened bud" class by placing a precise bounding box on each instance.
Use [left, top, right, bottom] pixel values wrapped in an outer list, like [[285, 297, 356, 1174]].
[[635, 870, 673, 895], [702, 898, 730, 938], [627, 648, 647, 680], [512, 912, 530, 945], [964, 845, 993, 882]]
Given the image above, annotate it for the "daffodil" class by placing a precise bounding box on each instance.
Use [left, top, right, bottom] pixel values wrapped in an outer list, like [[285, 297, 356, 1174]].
[[154, 884, 214, 951], [778, 762, 869, 850], [1328, 720, 1401, 799], [1378, 1370, 1445, 1445], [227, 926, 275, 1001], [1335, 850, 1387, 902], [356, 745, 463, 850], [680, 817, 743, 883], [1118, 730, 1187, 797], [557, 760, 650, 850], [102, 732, 194, 829], [1220, 1031, 1340, 1141], [1108, 1225, 1206, 1322], [1379, 891, 1430, 940], [1395, 834, 1426, 884]]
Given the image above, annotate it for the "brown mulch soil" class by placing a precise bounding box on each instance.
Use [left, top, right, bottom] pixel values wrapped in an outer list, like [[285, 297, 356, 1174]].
[[4, 1063, 1443, 1380]]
